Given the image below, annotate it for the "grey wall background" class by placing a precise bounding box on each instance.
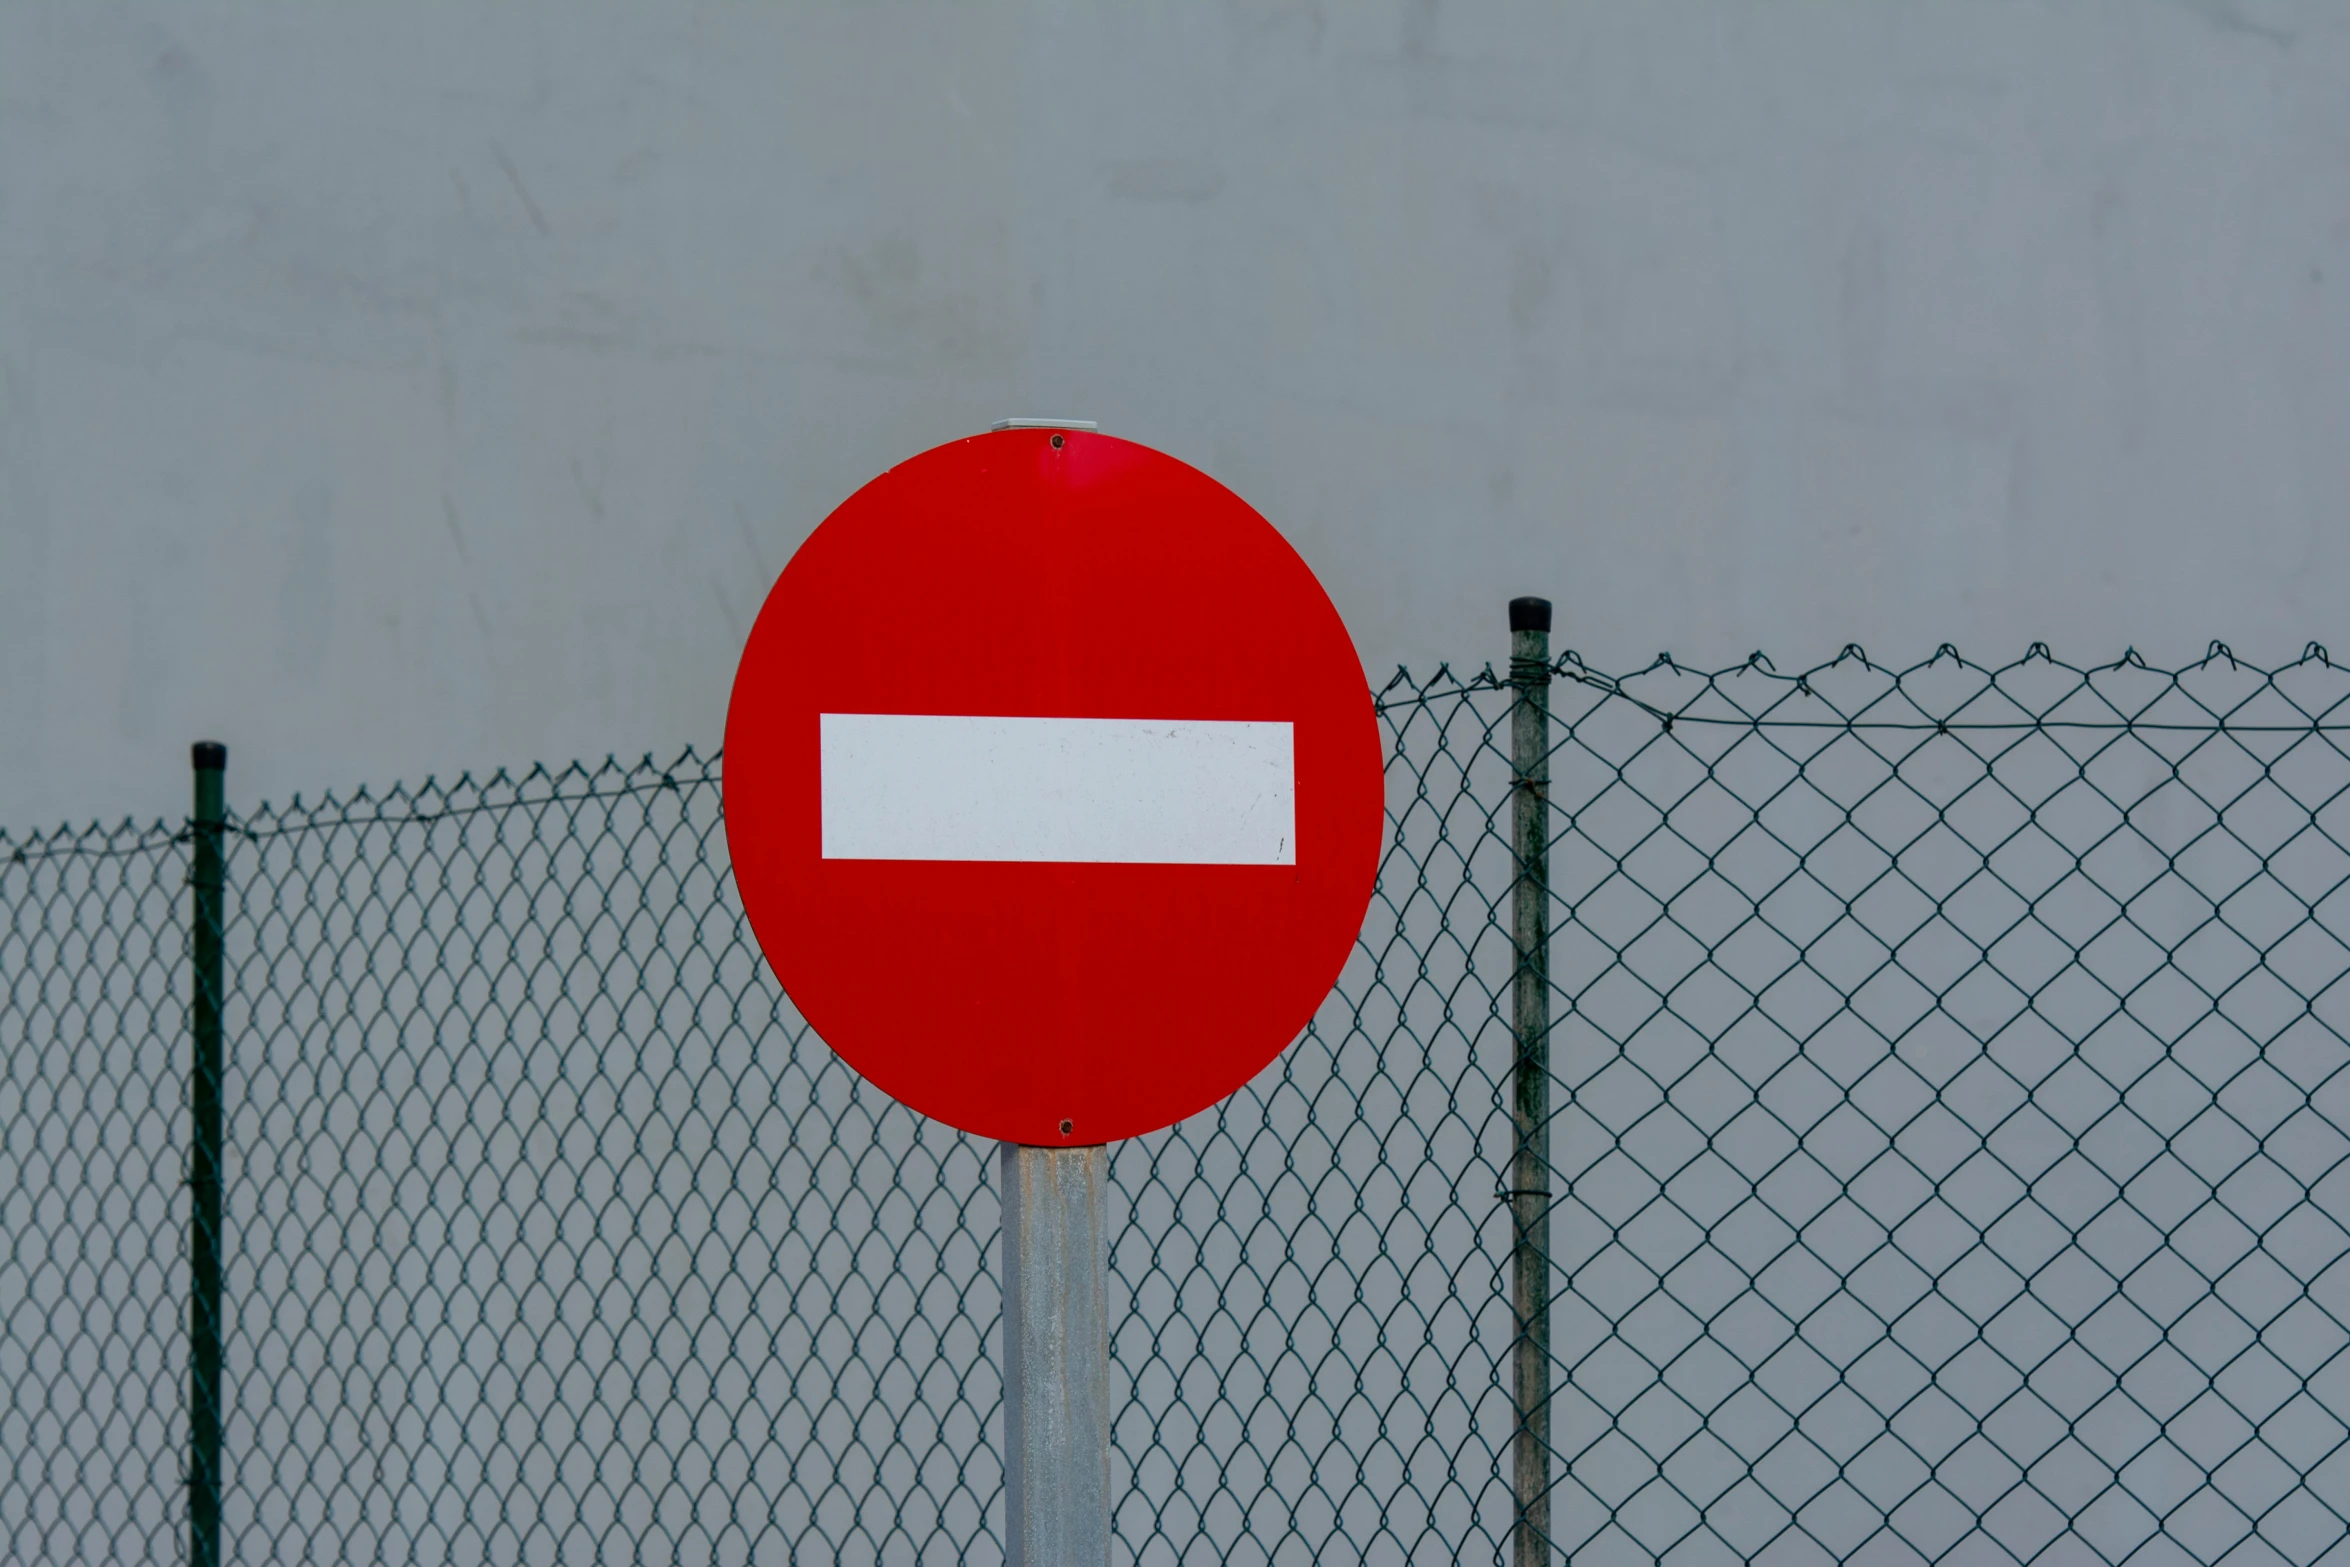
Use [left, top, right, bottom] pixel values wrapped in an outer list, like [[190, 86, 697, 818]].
[[4, 0, 2348, 828]]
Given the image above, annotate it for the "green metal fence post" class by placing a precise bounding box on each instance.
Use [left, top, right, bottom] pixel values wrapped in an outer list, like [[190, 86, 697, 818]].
[[1508, 599, 1552, 1567], [188, 741, 227, 1567]]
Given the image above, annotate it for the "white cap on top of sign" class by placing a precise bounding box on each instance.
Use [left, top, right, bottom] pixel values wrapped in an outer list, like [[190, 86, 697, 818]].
[[989, 418, 1099, 431]]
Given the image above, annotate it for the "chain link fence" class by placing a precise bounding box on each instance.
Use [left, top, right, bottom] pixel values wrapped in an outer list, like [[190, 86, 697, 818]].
[[6, 642, 2349, 1564]]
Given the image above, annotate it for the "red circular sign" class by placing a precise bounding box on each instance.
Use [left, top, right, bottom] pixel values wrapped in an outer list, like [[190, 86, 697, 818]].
[[724, 428, 1381, 1144]]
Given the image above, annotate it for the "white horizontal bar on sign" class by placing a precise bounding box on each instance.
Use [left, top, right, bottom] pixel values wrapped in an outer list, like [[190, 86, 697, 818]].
[[819, 713, 1296, 865]]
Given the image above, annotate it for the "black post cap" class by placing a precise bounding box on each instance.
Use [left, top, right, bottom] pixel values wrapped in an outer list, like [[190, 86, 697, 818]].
[[192, 742, 227, 770], [1509, 597, 1553, 633]]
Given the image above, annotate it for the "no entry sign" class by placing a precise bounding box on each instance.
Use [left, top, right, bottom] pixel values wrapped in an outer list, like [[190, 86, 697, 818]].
[[724, 428, 1382, 1144]]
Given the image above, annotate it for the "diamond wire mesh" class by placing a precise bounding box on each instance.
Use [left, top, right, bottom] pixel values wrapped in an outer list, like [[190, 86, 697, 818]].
[[1, 819, 188, 1565], [1535, 645, 2350, 1567], [4, 644, 2349, 1566]]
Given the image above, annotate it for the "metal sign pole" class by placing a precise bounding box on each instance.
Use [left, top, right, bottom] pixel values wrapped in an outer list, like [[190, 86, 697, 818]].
[[1001, 1141, 1111, 1566]]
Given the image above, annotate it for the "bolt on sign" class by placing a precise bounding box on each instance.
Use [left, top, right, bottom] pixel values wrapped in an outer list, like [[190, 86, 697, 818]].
[[724, 426, 1383, 1145]]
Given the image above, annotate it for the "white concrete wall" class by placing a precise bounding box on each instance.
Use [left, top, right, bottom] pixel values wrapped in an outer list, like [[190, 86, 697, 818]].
[[5, 1, 2348, 826]]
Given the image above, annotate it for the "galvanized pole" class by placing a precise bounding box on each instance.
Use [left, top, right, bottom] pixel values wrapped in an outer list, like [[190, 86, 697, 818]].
[[1508, 599, 1553, 1567], [188, 741, 228, 1567], [1001, 1141, 1111, 1566]]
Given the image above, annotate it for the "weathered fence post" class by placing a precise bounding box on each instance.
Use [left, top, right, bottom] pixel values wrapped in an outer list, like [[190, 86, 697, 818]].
[[1001, 1142, 1111, 1566], [1508, 600, 1553, 1567], [188, 741, 227, 1567]]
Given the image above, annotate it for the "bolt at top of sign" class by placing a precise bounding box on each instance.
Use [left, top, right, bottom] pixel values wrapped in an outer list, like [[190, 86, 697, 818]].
[[723, 426, 1382, 1146]]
